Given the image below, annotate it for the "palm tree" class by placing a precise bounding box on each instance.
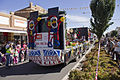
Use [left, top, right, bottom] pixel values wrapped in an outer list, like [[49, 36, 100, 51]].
[[90, 0, 116, 79]]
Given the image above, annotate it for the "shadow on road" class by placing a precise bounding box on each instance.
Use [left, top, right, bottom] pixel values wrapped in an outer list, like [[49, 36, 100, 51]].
[[0, 62, 65, 77]]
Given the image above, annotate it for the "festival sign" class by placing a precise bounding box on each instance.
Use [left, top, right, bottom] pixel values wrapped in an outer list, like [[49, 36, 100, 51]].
[[29, 49, 63, 65]]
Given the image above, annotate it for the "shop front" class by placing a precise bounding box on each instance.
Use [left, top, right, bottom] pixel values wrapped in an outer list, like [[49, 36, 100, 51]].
[[0, 30, 27, 51], [0, 12, 27, 51]]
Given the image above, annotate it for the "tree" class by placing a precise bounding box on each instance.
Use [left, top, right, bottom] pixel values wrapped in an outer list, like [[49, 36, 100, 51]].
[[90, 0, 116, 41], [90, 0, 116, 79], [111, 30, 118, 37]]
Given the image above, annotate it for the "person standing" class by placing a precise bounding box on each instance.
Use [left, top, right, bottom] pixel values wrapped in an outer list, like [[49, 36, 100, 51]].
[[23, 42, 27, 61], [13, 48, 19, 64], [1, 42, 6, 55], [16, 41, 21, 62], [5, 45, 11, 68], [114, 37, 120, 67]]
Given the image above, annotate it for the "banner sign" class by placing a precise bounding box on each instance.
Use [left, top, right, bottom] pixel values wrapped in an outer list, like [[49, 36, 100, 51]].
[[14, 19, 27, 27], [29, 49, 63, 65], [35, 33, 53, 49]]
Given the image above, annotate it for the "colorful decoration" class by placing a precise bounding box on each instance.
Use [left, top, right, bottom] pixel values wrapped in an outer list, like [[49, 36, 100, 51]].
[[60, 17, 65, 22], [30, 31, 33, 35], [50, 16, 58, 29], [27, 17, 42, 48], [29, 20, 34, 31], [47, 21, 51, 26], [37, 17, 42, 21], [47, 16, 65, 47], [29, 49, 63, 65]]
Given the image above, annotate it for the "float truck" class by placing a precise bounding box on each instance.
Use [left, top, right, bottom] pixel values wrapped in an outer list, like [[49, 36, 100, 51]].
[[27, 7, 84, 66]]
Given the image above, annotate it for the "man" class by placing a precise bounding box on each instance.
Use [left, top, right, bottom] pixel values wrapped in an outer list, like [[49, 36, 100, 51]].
[[109, 38, 115, 55], [5, 45, 11, 68], [114, 37, 120, 67]]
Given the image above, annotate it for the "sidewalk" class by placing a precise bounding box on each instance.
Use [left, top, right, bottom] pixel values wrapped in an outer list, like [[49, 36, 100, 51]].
[[0, 60, 29, 68]]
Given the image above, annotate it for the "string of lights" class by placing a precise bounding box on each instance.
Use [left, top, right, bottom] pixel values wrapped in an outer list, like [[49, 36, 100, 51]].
[[60, 7, 89, 11], [66, 19, 120, 24], [60, 3, 120, 11]]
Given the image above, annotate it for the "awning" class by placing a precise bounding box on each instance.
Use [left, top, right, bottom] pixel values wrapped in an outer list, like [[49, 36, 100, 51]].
[[0, 28, 27, 33]]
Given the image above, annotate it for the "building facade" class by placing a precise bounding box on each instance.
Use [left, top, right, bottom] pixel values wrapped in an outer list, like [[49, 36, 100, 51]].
[[0, 12, 27, 50], [14, 2, 47, 18], [0, 2, 47, 50]]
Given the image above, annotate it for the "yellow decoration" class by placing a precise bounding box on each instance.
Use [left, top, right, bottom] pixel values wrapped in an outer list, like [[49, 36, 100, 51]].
[[37, 17, 41, 21], [52, 20, 57, 24], [48, 21, 51, 26], [30, 31, 32, 35], [60, 17, 65, 22], [30, 23, 34, 27]]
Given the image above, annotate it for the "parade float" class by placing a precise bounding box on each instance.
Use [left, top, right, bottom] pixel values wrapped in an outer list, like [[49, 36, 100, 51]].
[[27, 7, 90, 66]]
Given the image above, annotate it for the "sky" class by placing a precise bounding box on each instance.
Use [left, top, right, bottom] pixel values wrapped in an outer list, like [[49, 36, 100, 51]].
[[0, 0, 120, 34]]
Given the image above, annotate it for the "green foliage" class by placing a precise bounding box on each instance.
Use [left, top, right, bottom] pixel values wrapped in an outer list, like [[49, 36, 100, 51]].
[[90, 0, 116, 40], [69, 70, 93, 80], [68, 43, 120, 80], [111, 30, 118, 37]]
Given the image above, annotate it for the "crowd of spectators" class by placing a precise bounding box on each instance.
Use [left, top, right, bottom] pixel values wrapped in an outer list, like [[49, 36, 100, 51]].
[[0, 40, 27, 68], [102, 36, 120, 68]]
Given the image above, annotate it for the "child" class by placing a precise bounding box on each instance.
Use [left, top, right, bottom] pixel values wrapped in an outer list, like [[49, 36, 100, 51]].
[[20, 48, 24, 62], [23, 42, 27, 61], [13, 48, 19, 64]]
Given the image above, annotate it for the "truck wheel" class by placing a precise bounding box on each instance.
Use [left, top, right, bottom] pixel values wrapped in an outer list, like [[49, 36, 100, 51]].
[[29, 59, 32, 62], [63, 61, 69, 66]]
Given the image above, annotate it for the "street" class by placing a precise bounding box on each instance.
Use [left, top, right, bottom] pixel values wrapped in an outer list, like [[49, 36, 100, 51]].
[[0, 60, 78, 80], [0, 44, 94, 80], [0, 0, 118, 80]]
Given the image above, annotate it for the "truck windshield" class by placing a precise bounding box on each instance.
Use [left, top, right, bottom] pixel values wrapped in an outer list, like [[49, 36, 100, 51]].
[[38, 18, 49, 32]]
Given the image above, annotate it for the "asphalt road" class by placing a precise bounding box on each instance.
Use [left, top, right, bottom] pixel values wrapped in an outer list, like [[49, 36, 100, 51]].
[[0, 60, 78, 80], [0, 44, 94, 80]]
